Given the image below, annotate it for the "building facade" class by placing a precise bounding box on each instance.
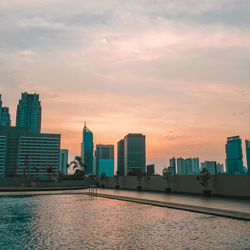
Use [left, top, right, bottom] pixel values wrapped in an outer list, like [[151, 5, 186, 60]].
[[124, 133, 146, 176], [81, 123, 93, 175], [225, 136, 244, 174], [0, 95, 11, 126], [246, 140, 250, 174], [16, 92, 41, 134], [95, 144, 114, 176], [60, 149, 68, 175], [0, 126, 60, 177], [146, 164, 155, 175], [177, 157, 200, 175], [169, 157, 176, 175], [117, 139, 124, 176]]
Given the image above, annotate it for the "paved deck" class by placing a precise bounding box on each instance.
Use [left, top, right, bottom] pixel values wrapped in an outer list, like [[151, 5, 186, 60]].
[[87, 189, 250, 221], [1, 188, 250, 220]]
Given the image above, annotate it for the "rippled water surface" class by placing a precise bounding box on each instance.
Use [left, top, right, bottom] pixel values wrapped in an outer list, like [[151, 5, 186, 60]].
[[0, 195, 250, 249]]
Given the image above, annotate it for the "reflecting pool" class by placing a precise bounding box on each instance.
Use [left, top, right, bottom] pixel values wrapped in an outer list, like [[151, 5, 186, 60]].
[[0, 195, 250, 249]]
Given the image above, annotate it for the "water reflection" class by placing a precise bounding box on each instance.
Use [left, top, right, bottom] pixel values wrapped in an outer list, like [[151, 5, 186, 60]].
[[0, 195, 249, 249]]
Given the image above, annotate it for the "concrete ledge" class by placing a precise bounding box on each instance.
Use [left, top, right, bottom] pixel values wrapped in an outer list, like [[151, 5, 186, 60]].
[[0, 186, 88, 192], [89, 192, 250, 221]]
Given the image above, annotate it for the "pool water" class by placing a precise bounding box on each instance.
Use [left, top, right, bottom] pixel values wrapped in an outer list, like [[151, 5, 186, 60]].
[[0, 194, 250, 249]]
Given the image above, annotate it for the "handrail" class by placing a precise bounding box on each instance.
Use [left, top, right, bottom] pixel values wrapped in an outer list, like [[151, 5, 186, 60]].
[[88, 185, 97, 196]]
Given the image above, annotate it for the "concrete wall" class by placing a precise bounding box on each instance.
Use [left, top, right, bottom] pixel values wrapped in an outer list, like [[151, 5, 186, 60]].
[[102, 175, 250, 198]]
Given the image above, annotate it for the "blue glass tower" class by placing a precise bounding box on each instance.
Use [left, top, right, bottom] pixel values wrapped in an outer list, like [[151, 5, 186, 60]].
[[81, 122, 93, 175], [225, 136, 244, 174]]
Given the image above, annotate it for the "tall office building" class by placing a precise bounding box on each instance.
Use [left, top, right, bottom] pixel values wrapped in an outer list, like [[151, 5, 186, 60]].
[[0, 126, 60, 176], [81, 123, 93, 175], [177, 157, 185, 175], [95, 144, 114, 176], [16, 92, 41, 134], [246, 140, 250, 174], [191, 157, 200, 175], [117, 139, 124, 176], [0, 95, 11, 126], [60, 149, 68, 175], [201, 161, 224, 175], [225, 136, 244, 174], [124, 133, 146, 176], [169, 157, 176, 175]]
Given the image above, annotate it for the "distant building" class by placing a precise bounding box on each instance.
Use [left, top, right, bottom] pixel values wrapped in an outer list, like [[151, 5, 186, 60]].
[[216, 163, 224, 174], [225, 136, 244, 174], [95, 144, 114, 176], [81, 123, 93, 175], [16, 92, 41, 134], [201, 161, 217, 175], [177, 157, 185, 175], [117, 139, 125, 176], [146, 164, 155, 175], [177, 157, 200, 175], [99, 159, 114, 177], [59, 149, 68, 175], [246, 140, 250, 174], [169, 157, 176, 175], [124, 133, 146, 176], [0, 126, 60, 177], [0, 95, 11, 126]]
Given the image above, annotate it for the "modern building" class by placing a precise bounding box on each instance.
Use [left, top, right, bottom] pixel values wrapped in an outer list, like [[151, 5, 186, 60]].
[[124, 133, 146, 176], [201, 161, 217, 175], [81, 123, 93, 175], [59, 149, 68, 175], [0, 94, 11, 126], [146, 164, 155, 175], [177, 157, 200, 175], [225, 136, 244, 174], [246, 140, 250, 174], [16, 92, 41, 134], [0, 126, 60, 177], [117, 139, 124, 176], [95, 144, 114, 176], [169, 157, 176, 175], [98, 159, 114, 177]]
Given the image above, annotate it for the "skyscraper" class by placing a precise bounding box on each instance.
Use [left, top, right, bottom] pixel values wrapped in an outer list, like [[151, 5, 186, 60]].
[[246, 140, 250, 174], [177, 157, 200, 175], [0, 94, 11, 126], [81, 123, 93, 175], [60, 149, 68, 175], [16, 92, 41, 134], [117, 139, 124, 176], [124, 133, 146, 175], [169, 157, 176, 175], [225, 136, 244, 174], [95, 144, 114, 176]]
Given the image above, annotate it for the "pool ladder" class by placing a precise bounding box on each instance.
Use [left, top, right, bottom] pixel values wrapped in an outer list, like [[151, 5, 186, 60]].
[[88, 185, 97, 196]]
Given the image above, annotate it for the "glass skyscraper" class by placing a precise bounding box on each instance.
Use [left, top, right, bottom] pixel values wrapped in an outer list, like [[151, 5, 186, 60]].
[[81, 123, 93, 175], [124, 133, 146, 176], [16, 92, 41, 134], [0, 94, 11, 126], [225, 136, 244, 174], [117, 139, 124, 176]]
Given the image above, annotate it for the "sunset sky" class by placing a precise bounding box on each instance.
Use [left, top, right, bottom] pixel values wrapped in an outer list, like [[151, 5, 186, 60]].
[[0, 0, 250, 172]]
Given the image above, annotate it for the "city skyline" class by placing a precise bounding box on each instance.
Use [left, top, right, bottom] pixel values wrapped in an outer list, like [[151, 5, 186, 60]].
[[1, 1, 250, 171]]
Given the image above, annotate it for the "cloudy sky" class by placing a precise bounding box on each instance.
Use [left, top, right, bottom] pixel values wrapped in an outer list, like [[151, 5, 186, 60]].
[[0, 0, 250, 172]]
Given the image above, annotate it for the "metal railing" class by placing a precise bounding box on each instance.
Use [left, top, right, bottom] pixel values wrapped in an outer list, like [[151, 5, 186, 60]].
[[88, 185, 97, 196]]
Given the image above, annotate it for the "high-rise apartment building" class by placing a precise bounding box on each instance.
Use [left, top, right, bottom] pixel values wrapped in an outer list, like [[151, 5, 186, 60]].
[[81, 123, 93, 175], [0, 126, 60, 176], [169, 157, 176, 175], [177, 157, 200, 175], [246, 140, 250, 174], [0, 95, 11, 126], [225, 136, 244, 174], [16, 92, 41, 134], [95, 144, 114, 176], [201, 161, 224, 175], [117, 139, 124, 176], [124, 133, 146, 176]]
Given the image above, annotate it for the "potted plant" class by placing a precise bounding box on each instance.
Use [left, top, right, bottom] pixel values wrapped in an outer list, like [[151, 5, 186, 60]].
[[114, 170, 120, 189], [197, 167, 212, 197], [162, 167, 172, 193], [136, 169, 144, 191], [100, 172, 106, 188]]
